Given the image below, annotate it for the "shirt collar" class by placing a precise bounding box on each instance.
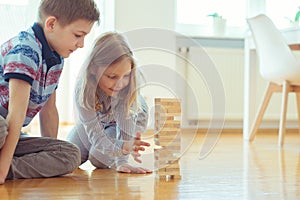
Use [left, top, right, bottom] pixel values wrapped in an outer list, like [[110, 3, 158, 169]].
[[32, 23, 62, 68]]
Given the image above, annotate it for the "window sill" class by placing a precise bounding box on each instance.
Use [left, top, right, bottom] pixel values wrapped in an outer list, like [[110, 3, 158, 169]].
[[175, 23, 247, 39]]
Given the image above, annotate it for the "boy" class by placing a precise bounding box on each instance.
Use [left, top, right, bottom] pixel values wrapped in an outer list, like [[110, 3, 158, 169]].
[[0, 0, 100, 184]]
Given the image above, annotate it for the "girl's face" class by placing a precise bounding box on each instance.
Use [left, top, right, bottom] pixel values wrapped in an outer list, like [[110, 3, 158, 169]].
[[98, 58, 132, 97]]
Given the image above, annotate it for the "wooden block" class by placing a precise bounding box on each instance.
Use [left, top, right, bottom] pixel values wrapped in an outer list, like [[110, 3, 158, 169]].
[[156, 173, 181, 180], [167, 175, 181, 180], [154, 137, 180, 145], [165, 106, 181, 114], [156, 164, 180, 174], [157, 127, 181, 133], [154, 151, 178, 160], [165, 146, 181, 152], [155, 156, 178, 163], [155, 98, 181, 104], [155, 112, 178, 119], [157, 141, 180, 147], [156, 120, 181, 129], [154, 137, 179, 143], [156, 112, 181, 118], [165, 159, 179, 164], [165, 163, 180, 171], [155, 99, 181, 115], [157, 108, 181, 115], [156, 132, 181, 139], [154, 149, 174, 157], [156, 166, 179, 173], [155, 141, 181, 149], [155, 158, 180, 173], [158, 167, 167, 172], [156, 103, 181, 108], [154, 137, 179, 145], [157, 171, 171, 176], [155, 156, 179, 165], [155, 130, 180, 137], [155, 135, 179, 142]]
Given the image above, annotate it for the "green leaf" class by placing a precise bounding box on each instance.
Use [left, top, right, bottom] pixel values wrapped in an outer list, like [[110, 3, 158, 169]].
[[295, 10, 300, 22], [207, 12, 219, 18]]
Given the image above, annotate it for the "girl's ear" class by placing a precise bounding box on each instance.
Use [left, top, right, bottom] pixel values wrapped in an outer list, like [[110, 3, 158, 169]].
[[44, 16, 58, 32]]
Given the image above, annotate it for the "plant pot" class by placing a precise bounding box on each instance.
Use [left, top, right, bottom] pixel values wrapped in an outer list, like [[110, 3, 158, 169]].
[[213, 18, 227, 35]]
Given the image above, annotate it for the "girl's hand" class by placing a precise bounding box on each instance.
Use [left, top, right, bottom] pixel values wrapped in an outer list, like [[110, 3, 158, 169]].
[[116, 163, 152, 174], [122, 132, 150, 163]]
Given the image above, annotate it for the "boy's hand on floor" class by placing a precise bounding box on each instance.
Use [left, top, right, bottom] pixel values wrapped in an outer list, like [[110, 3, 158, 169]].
[[0, 169, 6, 184], [116, 163, 152, 174]]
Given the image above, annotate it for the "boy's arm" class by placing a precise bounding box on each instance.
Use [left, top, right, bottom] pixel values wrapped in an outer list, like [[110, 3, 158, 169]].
[[0, 79, 30, 184], [39, 91, 58, 138]]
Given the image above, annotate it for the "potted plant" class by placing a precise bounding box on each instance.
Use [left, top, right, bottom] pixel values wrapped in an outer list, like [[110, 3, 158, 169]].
[[286, 7, 300, 26], [207, 13, 227, 35], [294, 7, 300, 24]]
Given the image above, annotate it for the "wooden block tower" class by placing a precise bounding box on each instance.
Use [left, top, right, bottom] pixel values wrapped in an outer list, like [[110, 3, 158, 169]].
[[154, 98, 181, 180]]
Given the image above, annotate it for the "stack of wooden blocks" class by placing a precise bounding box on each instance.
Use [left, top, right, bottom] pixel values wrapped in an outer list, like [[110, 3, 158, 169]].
[[154, 98, 181, 180]]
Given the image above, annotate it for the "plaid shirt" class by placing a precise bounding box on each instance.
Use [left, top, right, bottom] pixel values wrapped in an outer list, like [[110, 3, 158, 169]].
[[0, 23, 63, 126]]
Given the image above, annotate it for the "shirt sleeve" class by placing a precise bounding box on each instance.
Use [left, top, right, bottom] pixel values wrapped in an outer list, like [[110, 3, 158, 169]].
[[2, 36, 40, 85], [114, 94, 149, 139], [114, 94, 149, 166]]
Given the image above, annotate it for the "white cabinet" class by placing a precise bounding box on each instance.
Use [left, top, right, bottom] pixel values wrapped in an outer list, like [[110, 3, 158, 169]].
[[178, 44, 299, 129]]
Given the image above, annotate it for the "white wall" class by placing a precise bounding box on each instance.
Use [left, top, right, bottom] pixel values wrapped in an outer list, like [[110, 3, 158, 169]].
[[114, 0, 182, 128], [114, 0, 175, 31]]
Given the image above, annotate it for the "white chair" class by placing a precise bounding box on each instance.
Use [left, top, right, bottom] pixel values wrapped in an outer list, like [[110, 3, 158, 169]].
[[247, 14, 300, 146]]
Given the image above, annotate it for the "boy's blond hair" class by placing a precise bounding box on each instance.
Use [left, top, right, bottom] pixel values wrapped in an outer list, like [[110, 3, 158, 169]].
[[38, 0, 100, 26]]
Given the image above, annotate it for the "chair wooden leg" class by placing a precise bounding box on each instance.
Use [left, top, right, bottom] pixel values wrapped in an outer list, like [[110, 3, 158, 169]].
[[295, 88, 300, 135], [249, 83, 277, 141], [278, 81, 290, 147]]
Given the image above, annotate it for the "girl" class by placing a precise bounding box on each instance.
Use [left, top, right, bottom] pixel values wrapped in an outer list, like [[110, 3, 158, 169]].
[[67, 32, 151, 173]]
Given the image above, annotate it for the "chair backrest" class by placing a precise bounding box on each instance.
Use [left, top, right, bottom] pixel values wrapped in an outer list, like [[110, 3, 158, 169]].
[[247, 14, 300, 85]]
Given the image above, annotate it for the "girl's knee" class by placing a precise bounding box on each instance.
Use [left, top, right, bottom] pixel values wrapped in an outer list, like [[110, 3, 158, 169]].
[[89, 155, 112, 169]]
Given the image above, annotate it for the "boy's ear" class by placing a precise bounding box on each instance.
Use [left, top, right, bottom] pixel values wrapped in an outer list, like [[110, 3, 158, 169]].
[[44, 16, 58, 32]]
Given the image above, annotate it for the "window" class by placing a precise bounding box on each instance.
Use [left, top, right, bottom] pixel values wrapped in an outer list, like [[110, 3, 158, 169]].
[[266, 0, 300, 28], [0, 0, 29, 5], [0, 0, 38, 44], [176, 0, 246, 37], [176, 0, 246, 27]]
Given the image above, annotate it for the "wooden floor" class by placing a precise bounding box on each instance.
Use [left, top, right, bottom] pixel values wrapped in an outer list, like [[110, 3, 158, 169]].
[[1, 129, 300, 200]]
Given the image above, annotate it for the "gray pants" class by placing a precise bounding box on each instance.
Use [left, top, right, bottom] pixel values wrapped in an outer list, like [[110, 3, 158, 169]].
[[0, 115, 81, 180]]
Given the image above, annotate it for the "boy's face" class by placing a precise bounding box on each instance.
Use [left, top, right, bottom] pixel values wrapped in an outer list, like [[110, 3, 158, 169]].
[[98, 58, 132, 97], [45, 18, 94, 58]]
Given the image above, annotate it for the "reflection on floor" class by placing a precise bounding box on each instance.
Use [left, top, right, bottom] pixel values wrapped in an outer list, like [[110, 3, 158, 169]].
[[2, 129, 300, 200]]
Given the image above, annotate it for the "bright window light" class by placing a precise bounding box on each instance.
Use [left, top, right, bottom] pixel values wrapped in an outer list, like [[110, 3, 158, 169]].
[[176, 0, 246, 27], [266, 0, 300, 28], [0, 0, 29, 5]]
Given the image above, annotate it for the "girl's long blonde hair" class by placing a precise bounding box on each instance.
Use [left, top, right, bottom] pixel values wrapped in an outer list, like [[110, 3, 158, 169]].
[[77, 32, 137, 113]]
